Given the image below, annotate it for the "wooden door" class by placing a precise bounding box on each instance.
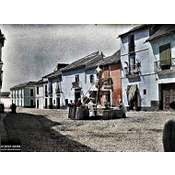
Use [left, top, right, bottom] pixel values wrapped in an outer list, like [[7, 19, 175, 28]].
[[162, 84, 175, 111]]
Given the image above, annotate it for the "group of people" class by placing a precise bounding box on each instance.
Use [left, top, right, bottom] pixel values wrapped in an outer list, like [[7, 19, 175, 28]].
[[68, 98, 96, 120]]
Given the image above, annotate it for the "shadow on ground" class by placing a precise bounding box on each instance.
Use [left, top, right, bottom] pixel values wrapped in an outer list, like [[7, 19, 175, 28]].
[[3, 113, 96, 152]]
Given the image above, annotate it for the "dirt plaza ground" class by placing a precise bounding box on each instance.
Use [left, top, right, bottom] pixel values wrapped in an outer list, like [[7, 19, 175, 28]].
[[3, 107, 175, 152]]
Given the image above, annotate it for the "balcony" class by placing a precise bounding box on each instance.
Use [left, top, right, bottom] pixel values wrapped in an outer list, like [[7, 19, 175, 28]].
[[154, 58, 175, 74], [55, 87, 62, 94], [72, 81, 81, 89], [124, 66, 139, 78]]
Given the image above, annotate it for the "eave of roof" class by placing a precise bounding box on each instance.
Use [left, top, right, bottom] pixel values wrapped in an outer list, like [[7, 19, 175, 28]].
[[118, 24, 148, 37], [145, 24, 175, 42], [10, 81, 37, 90], [61, 51, 100, 72], [86, 50, 120, 69], [47, 70, 62, 79]]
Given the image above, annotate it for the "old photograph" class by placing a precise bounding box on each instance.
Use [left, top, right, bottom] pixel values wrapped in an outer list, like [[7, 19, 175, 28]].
[[1, 24, 175, 152]]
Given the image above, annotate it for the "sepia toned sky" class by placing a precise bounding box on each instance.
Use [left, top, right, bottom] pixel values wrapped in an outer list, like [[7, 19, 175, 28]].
[[0, 24, 136, 91]]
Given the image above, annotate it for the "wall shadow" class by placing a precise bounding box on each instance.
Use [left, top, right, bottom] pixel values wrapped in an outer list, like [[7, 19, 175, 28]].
[[3, 113, 96, 152]]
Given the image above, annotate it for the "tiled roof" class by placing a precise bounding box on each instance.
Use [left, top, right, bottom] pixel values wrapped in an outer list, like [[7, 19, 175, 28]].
[[60, 51, 101, 72], [146, 24, 175, 42], [86, 50, 120, 69], [10, 81, 37, 90], [42, 72, 56, 79], [100, 50, 120, 66], [47, 70, 62, 79], [118, 25, 148, 37], [35, 79, 47, 85], [42, 63, 69, 79]]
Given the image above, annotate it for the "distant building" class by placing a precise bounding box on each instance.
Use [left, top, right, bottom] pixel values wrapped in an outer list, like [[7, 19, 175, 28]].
[[10, 82, 37, 108], [36, 52, 103, 109], [60, 51, 103, 107], [0, 29, 5, 90], [35, 79, 46, 109], [42, 63, 68, 109]]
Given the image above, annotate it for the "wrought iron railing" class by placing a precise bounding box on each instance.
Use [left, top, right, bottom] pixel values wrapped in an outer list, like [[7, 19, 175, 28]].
[[154, 58, 175, 72], [55, 87, 62, 93], [124, 64, 139, 77]]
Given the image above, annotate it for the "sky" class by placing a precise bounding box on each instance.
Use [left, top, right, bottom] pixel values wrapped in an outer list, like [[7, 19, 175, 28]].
[[0, 24, 136, 91]]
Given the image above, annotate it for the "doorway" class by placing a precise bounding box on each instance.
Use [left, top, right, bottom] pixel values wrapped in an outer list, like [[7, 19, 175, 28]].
[[49, 98, 53, 109], [30, 99, 34, 107], [37, 99, 39, 109], [56, 97, 60, 109], [127, 84, 140, 111], [75, 91, 81, 103], [45, 98, 47, 109], [161, 83, 175, 111]]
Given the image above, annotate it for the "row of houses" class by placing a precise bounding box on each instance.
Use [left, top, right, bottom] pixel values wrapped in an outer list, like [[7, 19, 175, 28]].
[[10, 24, 175, 111], [10, 50, 122, 109]]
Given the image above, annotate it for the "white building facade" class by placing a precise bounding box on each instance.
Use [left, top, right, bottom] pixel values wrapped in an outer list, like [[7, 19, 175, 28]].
[[10, 82, 36, 108], [119, 25, 162, 111]]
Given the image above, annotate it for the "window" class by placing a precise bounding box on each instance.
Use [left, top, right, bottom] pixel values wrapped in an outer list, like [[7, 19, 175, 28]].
[[48, 82, 52, 94], [129, 35, 135, 53], [159, 43, 171, 70], [30, 89, 34, 96], [45, 85, 48, 96], [90, 75, 94, 84], [56, 81, 60, 93], [37, 87, 39, 94], [75, 75, 79, 82], [143, 89, 146, 95]]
